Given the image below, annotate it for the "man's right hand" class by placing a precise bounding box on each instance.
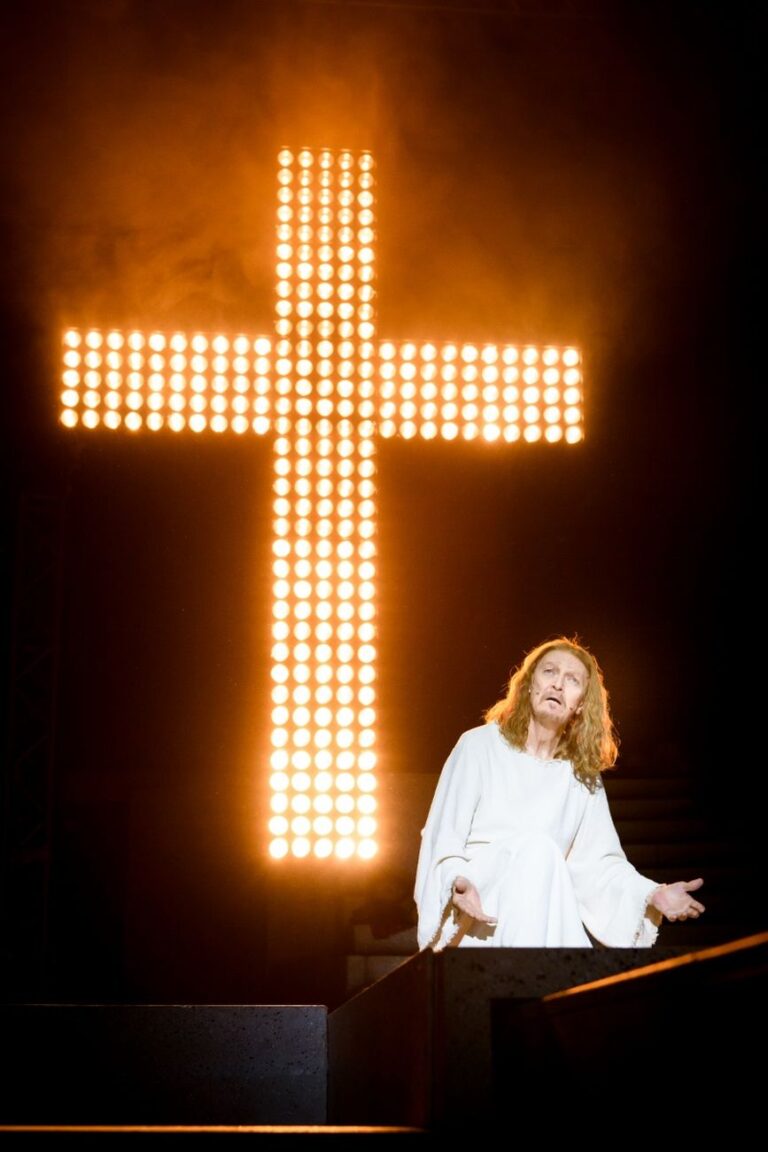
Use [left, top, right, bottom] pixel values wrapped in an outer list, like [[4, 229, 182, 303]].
[[451, 875, 498, 925]]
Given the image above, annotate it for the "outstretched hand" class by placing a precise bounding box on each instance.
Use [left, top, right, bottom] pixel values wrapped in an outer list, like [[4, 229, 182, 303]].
[[651, 877, 705, 922], [451, 876, 497, 925]]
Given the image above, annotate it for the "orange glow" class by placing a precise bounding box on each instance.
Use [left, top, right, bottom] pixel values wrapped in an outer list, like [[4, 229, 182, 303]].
[[59, 146, 584, 863]]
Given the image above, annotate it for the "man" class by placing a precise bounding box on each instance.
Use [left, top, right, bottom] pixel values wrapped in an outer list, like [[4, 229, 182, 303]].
[[414, 636, 705, 950]]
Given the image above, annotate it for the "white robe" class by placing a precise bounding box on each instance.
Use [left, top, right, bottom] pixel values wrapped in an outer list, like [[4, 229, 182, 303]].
[[414, 722, 662, 951]]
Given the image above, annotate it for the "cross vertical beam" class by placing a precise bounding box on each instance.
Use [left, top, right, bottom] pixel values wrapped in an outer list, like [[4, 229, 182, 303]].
[[267, 148, 379, 862]]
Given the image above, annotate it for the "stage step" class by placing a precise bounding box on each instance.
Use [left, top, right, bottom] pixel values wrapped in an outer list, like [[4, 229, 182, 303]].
[[0, 1125, 428, 1141], [328, 941, 694, 1131], [0, 1004, 327, 1128], [491, 931, 768, 1131]]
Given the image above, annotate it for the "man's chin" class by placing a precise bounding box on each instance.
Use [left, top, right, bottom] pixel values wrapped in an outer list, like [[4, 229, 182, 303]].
[[534, 709, 563, 726]]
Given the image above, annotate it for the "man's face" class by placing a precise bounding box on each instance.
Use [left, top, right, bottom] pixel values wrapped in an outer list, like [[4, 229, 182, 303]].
[[530, 650, 587, 729]]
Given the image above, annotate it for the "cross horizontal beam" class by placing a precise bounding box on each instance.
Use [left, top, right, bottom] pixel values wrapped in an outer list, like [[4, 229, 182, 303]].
[[61, 330, 584, 445]]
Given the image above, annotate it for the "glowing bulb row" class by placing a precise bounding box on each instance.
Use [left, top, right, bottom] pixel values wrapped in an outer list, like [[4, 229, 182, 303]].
[[60, 329, 272, 433], [269, 837, 376, 860], [377, 340, 583, 442]]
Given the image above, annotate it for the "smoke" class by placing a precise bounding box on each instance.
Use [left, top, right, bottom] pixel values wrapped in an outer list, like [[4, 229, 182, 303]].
[[2, 0, 718, 353], [2, 1, 404, 331]]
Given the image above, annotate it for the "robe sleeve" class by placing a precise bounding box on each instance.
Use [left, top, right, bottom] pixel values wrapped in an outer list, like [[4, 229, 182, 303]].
[[567, 779, 663, 947], [413, 730, 483, 951]]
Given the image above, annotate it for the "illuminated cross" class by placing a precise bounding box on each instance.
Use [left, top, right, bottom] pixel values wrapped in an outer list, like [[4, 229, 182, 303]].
[[59, 147, 584, 863]]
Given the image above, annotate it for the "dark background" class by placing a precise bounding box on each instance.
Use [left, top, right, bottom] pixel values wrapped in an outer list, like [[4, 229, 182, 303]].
[[1, 0, 760, 1006]]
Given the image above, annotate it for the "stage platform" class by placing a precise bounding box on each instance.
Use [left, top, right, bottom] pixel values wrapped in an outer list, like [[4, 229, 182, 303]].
[[2, 933, 766, 1137], [330, 932, 767, 1133]]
